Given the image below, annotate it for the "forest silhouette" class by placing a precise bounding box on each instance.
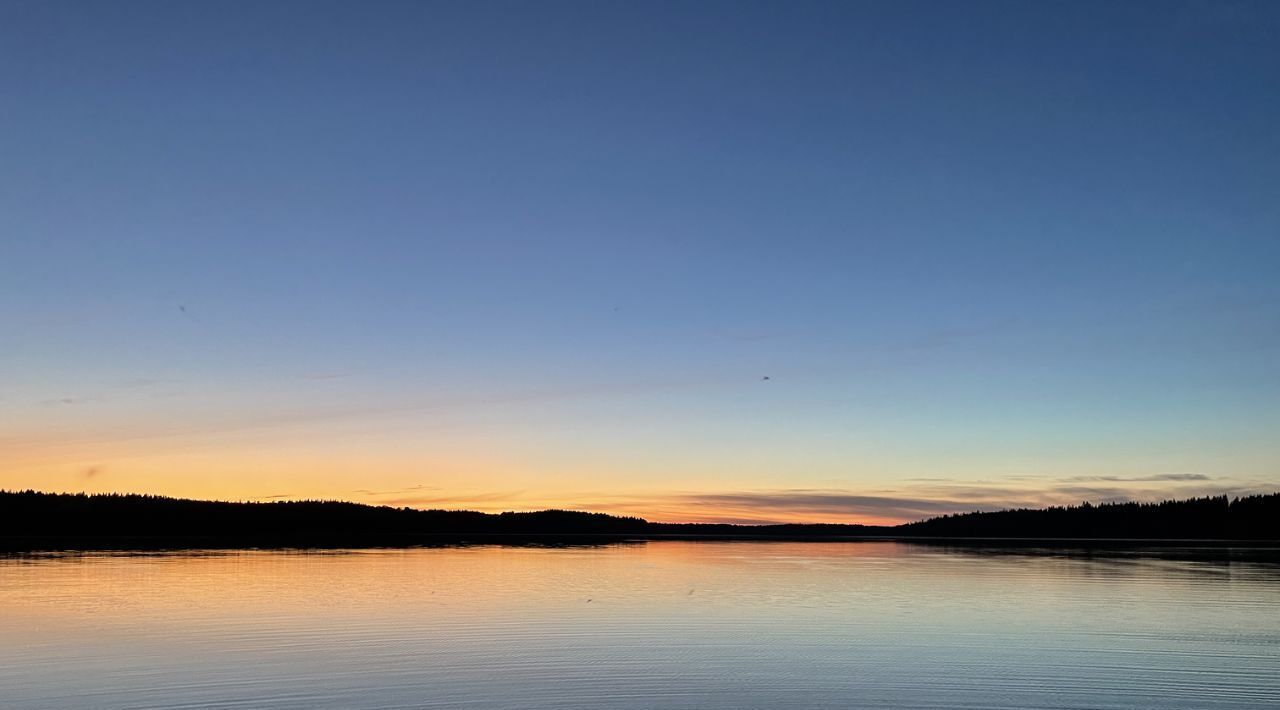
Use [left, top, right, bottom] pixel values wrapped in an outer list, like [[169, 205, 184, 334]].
[[2, 490, 1277, 550]]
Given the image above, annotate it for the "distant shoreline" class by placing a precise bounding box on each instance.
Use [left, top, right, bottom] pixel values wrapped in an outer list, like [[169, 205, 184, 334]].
[[3, 489, 1277, 552], [4, 533, 1279, 554]]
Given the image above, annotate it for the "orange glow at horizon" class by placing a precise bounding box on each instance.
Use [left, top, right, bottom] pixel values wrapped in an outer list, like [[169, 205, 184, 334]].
[[4, 427, 1274, 527]]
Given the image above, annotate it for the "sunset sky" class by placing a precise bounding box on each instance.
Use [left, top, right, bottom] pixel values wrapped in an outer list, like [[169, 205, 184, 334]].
[[3, 1, 1278, 524]]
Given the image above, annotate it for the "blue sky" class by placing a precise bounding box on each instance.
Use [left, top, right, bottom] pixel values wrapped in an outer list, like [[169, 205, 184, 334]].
[[2, 0, 1278, 522]]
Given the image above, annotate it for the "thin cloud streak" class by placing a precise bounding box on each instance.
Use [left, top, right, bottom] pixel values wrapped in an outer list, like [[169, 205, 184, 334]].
[[217, 480, 1280, 526], [3, 372, 770, 455], [663, 490, 1032, 522], [563, 481, 1279, 524], [1061, 474, 1212, 482], [353, 485, 438, 496], [377, 491, 525, 507]]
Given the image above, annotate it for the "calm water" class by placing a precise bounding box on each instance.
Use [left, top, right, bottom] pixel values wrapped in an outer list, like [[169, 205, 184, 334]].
[[2, 542, 1278, 709]]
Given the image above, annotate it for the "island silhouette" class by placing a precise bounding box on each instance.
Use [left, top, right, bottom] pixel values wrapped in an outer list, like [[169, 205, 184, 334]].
[[2, 490, 1276, 551]]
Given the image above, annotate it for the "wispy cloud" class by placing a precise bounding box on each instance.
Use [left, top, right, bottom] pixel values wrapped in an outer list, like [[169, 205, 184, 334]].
[[1048, 483, 1262, 500], [7, 374, 752, 454], [564, 478, 1278, 525], [377, 491, 525, 507], [561, 486, 1059, 525], [321, 475, 1280, 525], [352, 485, 438, 496], [47, 397, 96, 406], [671, 490, 1017, 521], [1060, 473, 1212, 482]]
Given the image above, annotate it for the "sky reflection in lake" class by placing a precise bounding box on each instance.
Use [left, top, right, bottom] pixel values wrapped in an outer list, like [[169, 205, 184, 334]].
[[2, 541, 1278, 709]]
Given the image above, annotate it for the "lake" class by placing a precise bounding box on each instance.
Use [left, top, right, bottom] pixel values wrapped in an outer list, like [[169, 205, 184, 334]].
[[2, 541, 1278, 709]]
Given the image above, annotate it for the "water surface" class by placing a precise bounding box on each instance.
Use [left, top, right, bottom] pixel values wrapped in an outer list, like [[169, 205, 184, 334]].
[[2, 542, 1277, 709]]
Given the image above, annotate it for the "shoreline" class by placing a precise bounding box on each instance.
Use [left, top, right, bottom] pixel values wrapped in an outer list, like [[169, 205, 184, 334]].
[[5, 533, 1279, 554]]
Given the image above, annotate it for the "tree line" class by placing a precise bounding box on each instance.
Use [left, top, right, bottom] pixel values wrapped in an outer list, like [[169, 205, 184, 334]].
[[0, 490, 1276, 548]]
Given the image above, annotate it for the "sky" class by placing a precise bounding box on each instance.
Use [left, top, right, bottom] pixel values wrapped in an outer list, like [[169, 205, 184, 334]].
[[2, 0, 1278, 524]]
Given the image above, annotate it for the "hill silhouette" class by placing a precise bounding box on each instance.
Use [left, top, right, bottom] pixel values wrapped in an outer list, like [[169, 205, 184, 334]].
[[1, 490, 1276, 550]]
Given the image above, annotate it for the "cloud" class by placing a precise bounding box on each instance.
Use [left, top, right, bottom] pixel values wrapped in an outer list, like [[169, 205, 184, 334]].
[[564, 488, 1054, 524], [8, 374, 748, 454], [327, 478, 1280, 525], [1048, 487, 1140, 504], [1061, 474, 1212, 482], [352, 485, 439, 496], [48, 397, 95, 405], [671, 490, 1024, 521], [1049, 482, 1266, 502], [377, 491, 524, 507], [571, 478, 1280, 525]]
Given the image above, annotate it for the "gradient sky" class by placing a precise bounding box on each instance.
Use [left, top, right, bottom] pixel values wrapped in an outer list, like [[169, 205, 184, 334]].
[[3, 0, 1278, 524]]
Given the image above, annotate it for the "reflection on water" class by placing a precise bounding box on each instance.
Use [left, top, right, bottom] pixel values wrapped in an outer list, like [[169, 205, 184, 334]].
[[2, 542, 1278, 709]]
